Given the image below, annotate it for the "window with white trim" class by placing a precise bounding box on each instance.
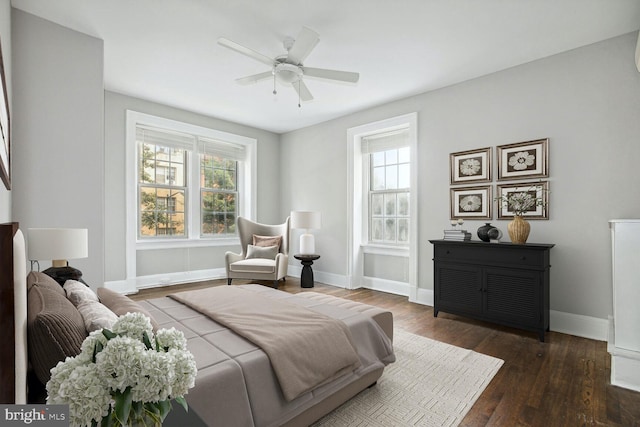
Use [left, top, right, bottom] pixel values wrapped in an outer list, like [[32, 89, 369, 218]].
[[362, 129, 410, 245], [129, 111, 255, 245]]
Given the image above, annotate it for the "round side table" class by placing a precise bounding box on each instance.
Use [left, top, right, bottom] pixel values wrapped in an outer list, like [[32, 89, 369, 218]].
[[293, 254, 320, 288]]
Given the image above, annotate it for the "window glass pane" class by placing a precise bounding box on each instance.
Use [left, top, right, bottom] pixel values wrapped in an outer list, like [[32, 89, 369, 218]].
[[372, 166, 385, 190], [384, 219, 396, 242], [398, 164, 410, 189], [384, 193, 396, 216], [385, 149, 397, 165], [398, 192, 409, 216], [371, 219, 383, 242], [385, 165, 398, 189], [371, 193, 383, 216], [398, 147, 410, 163], [372, 151, 385, 167], [139, 187, 185, 237], [201, 191, 237, 236], [398, 219, 409, 243]]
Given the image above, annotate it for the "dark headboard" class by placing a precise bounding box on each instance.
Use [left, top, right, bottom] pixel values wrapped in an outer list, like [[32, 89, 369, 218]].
[[0, 222, 27, 404], [0, 222, 18, 403]]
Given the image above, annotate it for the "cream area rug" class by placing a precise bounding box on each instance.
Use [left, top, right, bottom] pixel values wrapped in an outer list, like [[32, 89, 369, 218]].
[[313, 329, 504, 427]]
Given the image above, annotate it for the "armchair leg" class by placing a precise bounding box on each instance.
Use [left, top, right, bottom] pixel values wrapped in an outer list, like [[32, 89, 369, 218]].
[[227, 278, 232, 286], [272, 280, 279, 289]]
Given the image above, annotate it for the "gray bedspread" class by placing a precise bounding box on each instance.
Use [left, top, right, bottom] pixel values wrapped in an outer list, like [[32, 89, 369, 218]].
[[169, 286, 361, 401], [139, 285, 395, 427]]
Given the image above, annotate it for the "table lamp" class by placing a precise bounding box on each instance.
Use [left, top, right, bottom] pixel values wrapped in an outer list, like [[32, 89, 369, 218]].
[[290, 211, 321, 255], [28, 228, 89, 285]]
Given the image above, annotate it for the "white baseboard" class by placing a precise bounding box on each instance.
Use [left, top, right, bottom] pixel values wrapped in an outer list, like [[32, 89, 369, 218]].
[[106, 266, 609, 342]]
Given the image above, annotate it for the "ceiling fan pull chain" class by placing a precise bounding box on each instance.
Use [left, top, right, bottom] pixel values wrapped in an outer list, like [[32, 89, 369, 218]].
[[273, 71, 277, 95], [298, 80, 301, 108]]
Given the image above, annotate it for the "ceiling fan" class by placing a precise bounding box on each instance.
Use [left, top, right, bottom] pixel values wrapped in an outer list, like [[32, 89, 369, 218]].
[[217, 27, 360, 106]]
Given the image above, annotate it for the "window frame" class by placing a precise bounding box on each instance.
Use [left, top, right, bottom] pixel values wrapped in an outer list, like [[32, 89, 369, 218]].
[[126, 111, 256, 258]]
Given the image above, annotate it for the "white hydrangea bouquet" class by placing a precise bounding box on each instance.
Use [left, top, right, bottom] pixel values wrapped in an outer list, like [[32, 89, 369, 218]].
[[46, 312, 197, 427]]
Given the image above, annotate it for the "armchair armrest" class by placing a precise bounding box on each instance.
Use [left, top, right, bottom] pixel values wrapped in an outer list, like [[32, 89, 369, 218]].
[[225, 251, 244, 265]]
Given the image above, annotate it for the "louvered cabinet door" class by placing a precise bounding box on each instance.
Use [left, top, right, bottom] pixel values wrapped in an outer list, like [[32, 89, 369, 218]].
[[484, 267, 542, 330], [434, 263, 483, 317]]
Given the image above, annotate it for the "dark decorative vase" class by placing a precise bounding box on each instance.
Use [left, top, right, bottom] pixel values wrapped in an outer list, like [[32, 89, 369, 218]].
[[477, 223, 496, 242]]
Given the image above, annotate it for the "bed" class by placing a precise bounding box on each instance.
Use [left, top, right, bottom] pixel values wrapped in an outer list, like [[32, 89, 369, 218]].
[[0, 222, 395, 426]]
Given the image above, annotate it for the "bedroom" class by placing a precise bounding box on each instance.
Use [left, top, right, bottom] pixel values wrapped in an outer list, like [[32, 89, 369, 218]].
[[1, 0, 640, 425]]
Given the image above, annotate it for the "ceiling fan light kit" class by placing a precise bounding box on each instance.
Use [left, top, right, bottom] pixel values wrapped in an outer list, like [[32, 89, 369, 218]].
[[218, 27, 359, 107]]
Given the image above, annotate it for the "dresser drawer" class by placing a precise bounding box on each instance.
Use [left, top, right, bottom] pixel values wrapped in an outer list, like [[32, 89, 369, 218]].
[[433, 243, 545, 268]]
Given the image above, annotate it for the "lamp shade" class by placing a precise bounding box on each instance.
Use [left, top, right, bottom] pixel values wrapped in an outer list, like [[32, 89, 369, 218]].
[[290, 211, 321, 230], [28, 228, 88, 263]]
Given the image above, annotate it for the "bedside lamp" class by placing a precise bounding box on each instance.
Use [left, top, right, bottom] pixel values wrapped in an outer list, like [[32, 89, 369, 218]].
[[290, 211, 321, 255], [28, 228, 89, 285]]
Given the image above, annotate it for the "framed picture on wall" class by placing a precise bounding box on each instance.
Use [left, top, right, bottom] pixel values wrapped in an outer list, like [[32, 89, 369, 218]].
[[450, 147, 491, 184], [450, 185, 492, 219], [0, 38, 10, 190], [497, 138, 548, 181], [496, 181, 549, 219]]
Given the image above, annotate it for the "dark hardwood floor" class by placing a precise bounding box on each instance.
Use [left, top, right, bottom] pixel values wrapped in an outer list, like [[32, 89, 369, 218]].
[[131, 277, 640, 427]]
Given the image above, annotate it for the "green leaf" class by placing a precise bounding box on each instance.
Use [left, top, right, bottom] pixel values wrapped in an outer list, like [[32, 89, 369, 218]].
[[114, 388, 133, 425], [175, 396, 189, 412], [102, 329, 117, 340], [132, 401, 144, 419], [142, 331, 153, 350], [158, 399, 172, 420]]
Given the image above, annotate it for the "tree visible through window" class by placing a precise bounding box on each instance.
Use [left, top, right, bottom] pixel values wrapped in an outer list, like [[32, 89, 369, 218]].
[[200, 154, 237, 235], [138, 142, 186, 237]]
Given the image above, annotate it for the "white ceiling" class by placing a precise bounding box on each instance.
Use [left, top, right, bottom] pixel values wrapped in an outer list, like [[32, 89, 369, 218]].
[[11, 0, 640, 134]]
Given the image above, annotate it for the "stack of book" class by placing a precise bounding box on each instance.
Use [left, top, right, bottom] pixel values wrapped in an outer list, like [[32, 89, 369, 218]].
[[443, 229, 472, 241]]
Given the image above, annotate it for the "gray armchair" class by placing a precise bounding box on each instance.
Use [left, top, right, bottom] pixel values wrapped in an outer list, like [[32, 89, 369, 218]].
[[225, 216, 290, 288]]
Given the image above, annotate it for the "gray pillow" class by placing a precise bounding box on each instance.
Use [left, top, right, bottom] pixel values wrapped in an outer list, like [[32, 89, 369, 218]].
[[97, 287, 160, 331], [245, 244, 278, 260]]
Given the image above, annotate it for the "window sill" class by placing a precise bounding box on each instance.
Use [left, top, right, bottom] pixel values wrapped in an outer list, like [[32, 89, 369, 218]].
[[362, 244, 409, 257], [137, 237, 240, 251]]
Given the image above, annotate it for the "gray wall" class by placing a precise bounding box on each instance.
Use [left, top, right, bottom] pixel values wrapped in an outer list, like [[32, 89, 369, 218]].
[[104, 91, 282, 281], [281, 32, 640, 321], [11, 9, 104, 286], [0, 0, 11, 222]]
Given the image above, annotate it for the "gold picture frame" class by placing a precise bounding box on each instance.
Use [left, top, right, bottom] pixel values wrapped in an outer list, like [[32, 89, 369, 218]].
[[450, 147, 491, 185], [496, 181, 549, 219], [450, 185, 492, 219], [0, 37, 10, 190], [497, 138, 548, 181]]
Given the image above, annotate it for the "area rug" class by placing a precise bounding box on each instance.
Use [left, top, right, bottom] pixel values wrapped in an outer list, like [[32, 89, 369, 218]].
[[312, 329, 504, 427]]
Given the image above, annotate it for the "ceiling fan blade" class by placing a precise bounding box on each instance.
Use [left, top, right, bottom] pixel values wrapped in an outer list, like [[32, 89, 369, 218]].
[[217, 37, 275, 67], [287, 27, 320, 65], [292, 80, 313, 102], [302, 67, 360, 83], [235, 71, 274, 85]]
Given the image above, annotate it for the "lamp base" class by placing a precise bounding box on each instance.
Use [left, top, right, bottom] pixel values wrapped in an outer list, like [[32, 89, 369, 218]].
[[42, 266, 87, 287], [299, 234, 315, 255]]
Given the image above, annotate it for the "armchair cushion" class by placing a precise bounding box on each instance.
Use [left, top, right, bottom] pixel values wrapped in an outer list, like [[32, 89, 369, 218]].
[[246, 244, 279, 260], [229, 258, 276, 273], [253, 234, 282, 250]]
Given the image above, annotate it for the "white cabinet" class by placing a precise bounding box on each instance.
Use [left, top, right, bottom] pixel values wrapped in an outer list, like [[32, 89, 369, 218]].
[[609, 219, 640, 391]]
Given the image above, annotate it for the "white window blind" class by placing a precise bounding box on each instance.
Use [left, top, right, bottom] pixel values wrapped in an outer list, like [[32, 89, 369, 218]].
[[198, 137, 246, 161], [361, 128, 409, 154], [136, 126, 194, 150]]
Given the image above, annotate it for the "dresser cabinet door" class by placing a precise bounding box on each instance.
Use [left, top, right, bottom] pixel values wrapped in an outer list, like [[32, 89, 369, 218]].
[[435, 263, 483, 315], [484, 267, 541, 328]]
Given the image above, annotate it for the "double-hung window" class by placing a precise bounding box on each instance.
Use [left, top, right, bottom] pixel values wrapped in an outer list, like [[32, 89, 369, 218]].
[[362, 129, 410, 246], [129, 111, 255, 246]]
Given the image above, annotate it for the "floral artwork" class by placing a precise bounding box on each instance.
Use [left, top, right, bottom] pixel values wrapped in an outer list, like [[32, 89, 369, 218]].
[[450, 185, 492, 219], [450, 147, 491, 184], [497, 139, 548, 181], [496, 181, 549, 219], [46, 312, 197, 427]]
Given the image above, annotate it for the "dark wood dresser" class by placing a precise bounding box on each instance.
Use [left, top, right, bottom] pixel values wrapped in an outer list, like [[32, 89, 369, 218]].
[[429, 239, 554, 341]]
